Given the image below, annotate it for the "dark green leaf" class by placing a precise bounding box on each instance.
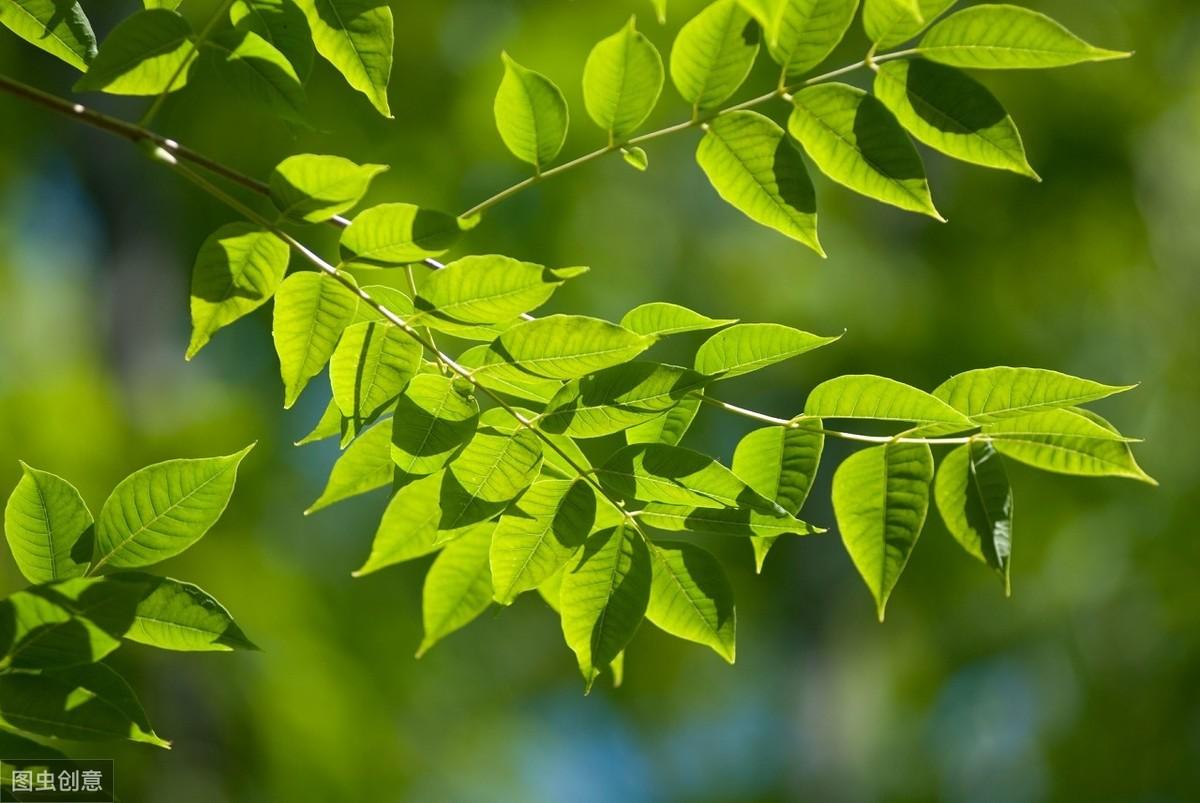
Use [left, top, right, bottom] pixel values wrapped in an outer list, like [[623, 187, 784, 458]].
[[934, 441, 1013, 593]]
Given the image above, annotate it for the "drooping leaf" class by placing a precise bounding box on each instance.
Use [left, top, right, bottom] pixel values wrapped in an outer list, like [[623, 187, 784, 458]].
[[100, 573, 257, 651], [389, 374, 480, 476], [670, 0, 760, 111], [582, 16, 664, 142], [494, 52, 569, 171], [694, 322, 837, 379], [74, 9, 194, 96], [0, 663, 169, 747], [983, 410, 1155, 484], [269, 154, 387, 223], [0, 580, 124, 669], [560, 524, 651, 690], [417, 521, 496, 656], [638, 503, 819, 538], [295, 397, 343, 446], [498, 315, 655, 380], [416, 257, 585, 324], [187, 223, 289, 360], [918, 5, 1130, 70], [625, 393, 703, 446], [4, 463, 92, 583], [91, 447, 253, 571], [339, 203, 461, 266], [352, 471, 446, 577], [448, 427, 543, 506], [540, 362, 708, 438], [832, 440, 933, 620], [874, 58, 1038, 179], [863, 0, 955, 49], [753, 0, 860, 78], [307, 418, 393, 513], [230, 0, 314, 79], [272, 271, 360, 408], [696, 110, 823, 254], [932, 367, 1135, 422], [731, 419, 824, 570], [328, 320, 422, 426], [934, 441, 1013, 593], [805, 374, 972, 426], [0, 0, 96, 70], [199, 29, 308, 125], [599, 443, 785, 513], [491, 479, 598, 604], [646, 541, 736, 662], [457, 344, 564, 403], [788, 82, 943, 219], [292, 0, 393, 116], [619, 302, 735, 337]]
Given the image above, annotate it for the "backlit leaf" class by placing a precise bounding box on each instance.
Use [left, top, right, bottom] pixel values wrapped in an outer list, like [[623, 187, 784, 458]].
[[620, 302, 735, 337], [494, 52, 569, 171], [863, 0, 955, 49], [753, 0, 859, 78], [307, 419, 392, 513], [4, 463, 92, 583], [0, 580, 123, 669], [670, 0, 760, 111], [269, 154, 387, 223], [328, 320, 422, 426], [417, 521, 496, 656], [0, 0, 96, 70], [114, 573, 257, 651], [230, 0, 314, 79], [540, 362, 707, 438], [694, 322, 837, 379], [417, 257, 585, 324], [292, 0, 393, 116], [983, 411, 1155, 484], [647, 541, 735, 662], [390, 374, 479, 476], [272, 271, 360, 408], [934, 441, 1013, 593], [457, 344, 563, 403], [805, 374, 972, 426], [933, 367, 1135, 422], [491, 479, 597, 604], [582, 16, 664, 142], [340, 203, 460, 266], [448, 427, 543, 506], [638, 503, 819, 538], [599, 443, 785, 513], [498, 315, 655, 380], [200, 29, 307, 125], [74, 9, 194, 96], [353, 471, 447, 576], [625, 393, 702, 446]]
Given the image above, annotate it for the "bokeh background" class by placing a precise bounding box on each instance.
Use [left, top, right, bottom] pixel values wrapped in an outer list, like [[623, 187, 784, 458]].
[[1, 0, 1197, 800]]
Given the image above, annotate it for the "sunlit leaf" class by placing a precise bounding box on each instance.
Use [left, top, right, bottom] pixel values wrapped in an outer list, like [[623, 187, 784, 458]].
[[230, 0, 314, 79], [0, 0, 96, 71], [599, 443, 785, 513], [491, 479, 597, 604], [74, 9, 194, 96], [918, 5, 1130, 70], [417, 521, 496, 656], [494, 52, 569, 170], [670, 0, 760, 111], [560, 524, 650, 690], [625, 393, 702, 446], [448, 427, 543, 506], [105, 573, 257, 652], [457, 344, 563, 403], [621, 145, 649, 171], [620, 302, 735, 337], [390, 374, 480, 476], [187, 223, 289, 360], [272, 271, 360, 408], [934, 441, 1013, 593], [339, 203, 461, 266], [269, 154, 387, 223], [983, 410, 1155, 484], [832, 441, 933, 620], [353, 471, 446, 577], [4, 463, 92, 583], [328, 320, 421, 426], [199, 29, 307, 125], [540, 362, 707, 438], [748, 0, 859, 78], [805, 374, 972, 426], [694, 322, 837, 379], [932, 367, 1135, 422], [498, 315, 655, 380], [638, 503, 819, 538], [292, 0, 393, 116], [647, 541, 735, 662], [863, 0, 955, 49], [874, 58, 1038, 179], [306, 419, 393, 513], [696, 110, 822, 254], [582, 16, 664, 142], [0, 580, 123, 669], [417, 257, 586, 325], [788, 82, 943, 218]]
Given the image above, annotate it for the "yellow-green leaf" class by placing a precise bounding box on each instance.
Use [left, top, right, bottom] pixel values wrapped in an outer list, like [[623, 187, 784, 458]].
[[647, 541, 736, 662], [340, 203, 461, 265], [670, 0, 760, 111], [494, 52, 569, 171], [4, 463, 92, 583], [74, 9, 194, 96], [272, 271, 360, 408], [582, 16, 664, 142], [292, 0, 393, 115], [0, 0, 96, 71], [269, 154, 387, 223]]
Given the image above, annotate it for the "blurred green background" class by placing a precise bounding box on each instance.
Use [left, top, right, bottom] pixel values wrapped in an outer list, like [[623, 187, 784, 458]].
[[1, 0, 1197, 800]]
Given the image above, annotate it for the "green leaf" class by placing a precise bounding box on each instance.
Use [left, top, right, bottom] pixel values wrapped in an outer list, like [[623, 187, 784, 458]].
[[599, 443, 784, 513], [457, 344, 564, 403], [494, 52, 569, 171], [540, 362, 708, 438], [390, 374, 480, 476], [230, 0, 314, 79], [696, 110, 823, 254], [4, 463, 92, 583], [625, 393, 702, 446], [670, 0, 760, 111], [416, 257, 585, 325], [269, 154, 387, 223], [789, 82, 943, 219], [307, 418, 393, 513], [498, 315, 655, 380], [874, 58, 1038, 179], [694, 322, 838, 379], [582, 16, 664, 142], [0, 580, 123, 669], [417, 521, 496, 656], [753, 0, 860, 78], [491, 479, 598, 604], [339, 203, 460, 266], [110, 573, 256, 651], [651, 0, 667, 24], [295, 397, 343, 446], [74, 9, 194, 95], [199, 29, 308, 125], [560, 524, 651, 690], [272, 271, 360, 408], [621, 145, 649, 171], [932, 367, 1135, 422], [353, 472, 448, 577], [92, 446, 253, 571], [918, 4, 1130, 70], [187, 223, 289, 360], [805, 374, 972, 426], [638, 503, 819, 538], [0, 663, 169, 748], [448, 427, 543, 506], [832, 441, 933, 620], [731, 419, 824, 570], [983, 410, 1155, 484], [0, 0, 96, 71], [647, 541, 736, 662], [620, 302, 735, 337], [863, 0, 955, 49], [328, 320, 422, 427], [934, 441, 1013, 593], [292, 0, 393, 116]]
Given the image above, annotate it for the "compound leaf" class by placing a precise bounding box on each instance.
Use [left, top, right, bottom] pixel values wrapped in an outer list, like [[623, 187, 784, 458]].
[[599, 443, 784, 513], [540, 362, 707, 438]]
